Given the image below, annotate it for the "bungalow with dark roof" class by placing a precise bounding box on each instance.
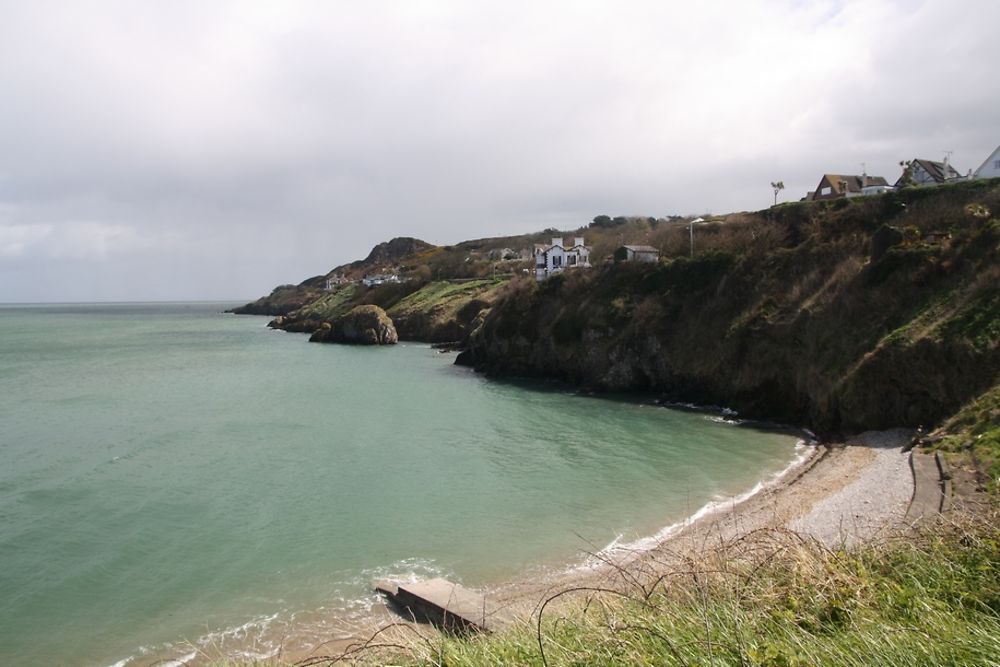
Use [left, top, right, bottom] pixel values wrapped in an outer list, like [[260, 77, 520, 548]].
[[808, 174, 890, 201]]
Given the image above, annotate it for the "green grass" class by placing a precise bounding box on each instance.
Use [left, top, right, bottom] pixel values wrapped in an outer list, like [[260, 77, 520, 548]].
[[934, 384, 1000, 493], [390, 279, 502, 312], [387, 279, 507, 325], [935, 285, 1000, 351], [292, 284, 361, 321], [403, 517, 1000, 666], [256, 511, 1000, 666]]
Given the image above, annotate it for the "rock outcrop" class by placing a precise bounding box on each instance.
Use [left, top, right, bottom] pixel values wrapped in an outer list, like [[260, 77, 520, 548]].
[[309, 305, 398, 345], [352, 237, 434, 268]]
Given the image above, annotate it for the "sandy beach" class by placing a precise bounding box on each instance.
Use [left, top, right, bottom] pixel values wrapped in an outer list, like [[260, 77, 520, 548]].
[[282, 428, 918, 664]]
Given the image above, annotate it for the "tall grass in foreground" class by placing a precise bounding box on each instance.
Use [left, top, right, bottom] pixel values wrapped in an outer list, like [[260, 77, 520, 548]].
[[288, 512, 999, 666]]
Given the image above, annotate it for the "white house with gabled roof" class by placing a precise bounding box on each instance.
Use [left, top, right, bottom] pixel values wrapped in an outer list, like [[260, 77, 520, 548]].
[[974, 145, 1000, 180], [534, 237, 590, 280]]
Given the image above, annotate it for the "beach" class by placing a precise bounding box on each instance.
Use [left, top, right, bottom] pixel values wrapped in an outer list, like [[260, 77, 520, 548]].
[[284, 428, 918, 665]]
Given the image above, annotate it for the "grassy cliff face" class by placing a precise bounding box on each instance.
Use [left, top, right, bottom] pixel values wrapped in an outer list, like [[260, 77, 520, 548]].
[[463, 180, 1000, 438], [387, 279, 506, 342], [933, 383, 1000, 492], [272, 279, 509, 342]]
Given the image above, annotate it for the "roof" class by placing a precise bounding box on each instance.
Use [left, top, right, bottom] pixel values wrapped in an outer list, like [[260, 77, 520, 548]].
[[535, 242, 588, 252], [819, 174, 889, 195], [622, 245, 659, 252], [908, 159, 963, 183]]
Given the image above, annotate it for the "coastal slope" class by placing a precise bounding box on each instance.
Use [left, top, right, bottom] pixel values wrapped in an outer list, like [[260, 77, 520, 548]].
[[460, 180, 1000, 439]]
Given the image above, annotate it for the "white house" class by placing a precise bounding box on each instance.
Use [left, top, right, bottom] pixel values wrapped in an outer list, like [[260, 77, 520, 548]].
[[534, 237, 591, 280], [324, 274, 348, 290], [362, 274, 402, 287], [615, 245, 660, 263], [974, 145, 1000, 180]]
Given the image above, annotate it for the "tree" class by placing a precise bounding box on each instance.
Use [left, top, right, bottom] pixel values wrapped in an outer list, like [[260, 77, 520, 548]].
[[770, 181, 785, 206], [898, 160, 915, 187]]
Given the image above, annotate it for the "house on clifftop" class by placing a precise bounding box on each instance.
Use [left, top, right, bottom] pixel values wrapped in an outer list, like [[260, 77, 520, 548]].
[[807, 173, 890, 201], [614, 245, 660, 263], [534, 237, 591, 281], [896, 158, 965, 187]]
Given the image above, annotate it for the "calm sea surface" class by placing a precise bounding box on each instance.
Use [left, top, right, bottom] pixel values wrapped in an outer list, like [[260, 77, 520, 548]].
[[0, 303, 802, 665]]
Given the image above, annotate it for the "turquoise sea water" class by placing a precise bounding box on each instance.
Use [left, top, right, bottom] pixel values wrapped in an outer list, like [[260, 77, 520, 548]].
[[0, 303, 802, 665]]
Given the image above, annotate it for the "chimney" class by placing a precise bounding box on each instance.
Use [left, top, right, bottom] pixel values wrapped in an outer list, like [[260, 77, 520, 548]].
[[551, 237, 563, 248], [574, 237, 585, 247]]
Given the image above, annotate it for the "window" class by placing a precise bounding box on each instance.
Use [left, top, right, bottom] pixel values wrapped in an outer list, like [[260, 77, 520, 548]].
[[820, 186, 832, 196], [994, 159, 1000, 170], [567, 255, 577, 266], [552, 256, 562, 267]]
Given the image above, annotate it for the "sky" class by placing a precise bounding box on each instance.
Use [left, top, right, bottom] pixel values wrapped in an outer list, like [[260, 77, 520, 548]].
[[1, 0, 997, 302]]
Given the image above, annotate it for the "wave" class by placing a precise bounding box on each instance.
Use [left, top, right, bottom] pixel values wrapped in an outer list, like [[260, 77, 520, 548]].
[[574, 439, 816, 570], [104, 557, 451, 667]]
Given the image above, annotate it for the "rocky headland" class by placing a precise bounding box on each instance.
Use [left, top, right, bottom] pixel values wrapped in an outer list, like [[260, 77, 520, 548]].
[[308, 305, 398, 345]]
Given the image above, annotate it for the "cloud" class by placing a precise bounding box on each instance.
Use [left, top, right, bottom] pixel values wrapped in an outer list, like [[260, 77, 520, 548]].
[[0, 224, 53, 258], [0, 221, 165, 260], [0, 0, 997, 301]]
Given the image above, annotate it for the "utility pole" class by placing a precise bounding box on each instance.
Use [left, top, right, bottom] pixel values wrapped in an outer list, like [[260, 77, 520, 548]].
[[689, 220, 694, 258]]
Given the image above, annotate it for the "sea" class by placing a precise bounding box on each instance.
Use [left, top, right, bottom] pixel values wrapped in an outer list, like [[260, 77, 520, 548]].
[[0, 302, 804, 665]]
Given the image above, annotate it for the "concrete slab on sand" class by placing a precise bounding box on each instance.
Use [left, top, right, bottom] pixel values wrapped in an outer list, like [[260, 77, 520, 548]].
[[905, 450, 944, 522], [376, 578, 510, 633]]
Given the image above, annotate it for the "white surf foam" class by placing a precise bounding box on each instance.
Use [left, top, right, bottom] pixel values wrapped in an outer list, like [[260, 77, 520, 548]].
[[573, 438, 816, 571], [155, 651, 196, 667]]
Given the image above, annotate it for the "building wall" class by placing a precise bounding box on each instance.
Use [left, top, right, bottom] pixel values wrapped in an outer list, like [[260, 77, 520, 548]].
[[810, 176, 847, 201], [912, 164, 939, 185], [975, 150, 1000, 179], [535, 244, 590, 280]]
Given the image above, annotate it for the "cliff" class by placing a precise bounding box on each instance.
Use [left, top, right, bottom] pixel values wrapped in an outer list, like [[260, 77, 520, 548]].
[[459, 180, 1000, 438], [268, 278, 507, 343]]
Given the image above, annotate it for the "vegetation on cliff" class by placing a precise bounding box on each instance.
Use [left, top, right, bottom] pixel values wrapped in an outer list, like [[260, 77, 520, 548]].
[[461, 179, 1000, 440], [235, 179, 998, 443], [268, 278, 508, 343], [931, 383, 1000, 493]]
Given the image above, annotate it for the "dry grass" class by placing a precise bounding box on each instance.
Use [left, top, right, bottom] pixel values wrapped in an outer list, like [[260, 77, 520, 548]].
[[256, 508, 1000, 666]]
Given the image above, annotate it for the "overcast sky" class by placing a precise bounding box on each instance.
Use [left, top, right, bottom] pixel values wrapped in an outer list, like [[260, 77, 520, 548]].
[[1, 0, 997, 302]]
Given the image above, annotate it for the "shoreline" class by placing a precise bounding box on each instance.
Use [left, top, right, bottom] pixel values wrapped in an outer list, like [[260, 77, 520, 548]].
[[284, 428, 915, 665], [127, 427, 915, 666], [479, 429, 915, 623]]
